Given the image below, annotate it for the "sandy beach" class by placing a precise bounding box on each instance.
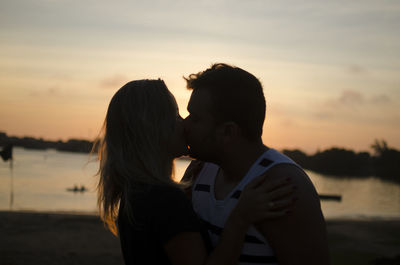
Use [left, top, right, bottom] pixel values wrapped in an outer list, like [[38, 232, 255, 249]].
[[1, 211, 399, 265]]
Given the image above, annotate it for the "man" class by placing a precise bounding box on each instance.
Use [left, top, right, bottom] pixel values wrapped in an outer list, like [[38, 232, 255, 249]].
[[182, 63, 330, 265]]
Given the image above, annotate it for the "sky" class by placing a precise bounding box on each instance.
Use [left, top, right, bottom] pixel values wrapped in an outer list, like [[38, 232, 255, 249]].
[[0, 0, 399, 154]]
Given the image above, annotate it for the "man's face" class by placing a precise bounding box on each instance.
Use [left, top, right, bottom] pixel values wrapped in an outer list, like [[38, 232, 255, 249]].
[[184, 89, 219, 162]]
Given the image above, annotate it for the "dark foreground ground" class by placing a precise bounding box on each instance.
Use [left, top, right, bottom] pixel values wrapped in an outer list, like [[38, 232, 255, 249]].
[[0, 211, 399, 265]]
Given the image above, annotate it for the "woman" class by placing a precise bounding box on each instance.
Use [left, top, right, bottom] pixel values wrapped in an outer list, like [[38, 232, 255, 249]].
[[95, 79, 294, 265]]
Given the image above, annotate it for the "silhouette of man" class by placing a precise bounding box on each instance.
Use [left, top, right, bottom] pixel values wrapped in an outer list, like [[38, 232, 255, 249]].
[[182, 63, 330, 265]]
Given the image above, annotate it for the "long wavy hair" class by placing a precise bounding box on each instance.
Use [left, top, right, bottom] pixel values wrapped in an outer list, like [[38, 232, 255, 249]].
[[94, 79, 181, 235]]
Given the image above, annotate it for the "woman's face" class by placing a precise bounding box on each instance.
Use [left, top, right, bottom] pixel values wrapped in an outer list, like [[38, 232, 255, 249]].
[[168, 112, 189, 158]]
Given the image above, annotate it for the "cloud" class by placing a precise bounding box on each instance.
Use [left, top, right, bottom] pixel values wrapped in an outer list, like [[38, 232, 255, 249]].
[[348, 65, 368, 75], [29, 86, 61, 97], [338, 90, 364, 105], [331, 90, 392, 106], [370, 94, 391, 104], [313, 90, 395, 122], [313, 111, 333, 120], [280, 118, 298, 128], [47, 87, 59, 96], [99, 74, 128, 89], [324, 90, 393, 109], [324, 90, 364, 108]]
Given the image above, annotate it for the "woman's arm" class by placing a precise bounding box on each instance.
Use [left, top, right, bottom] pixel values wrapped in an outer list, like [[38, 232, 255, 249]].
[[165, 175, 295, 265]]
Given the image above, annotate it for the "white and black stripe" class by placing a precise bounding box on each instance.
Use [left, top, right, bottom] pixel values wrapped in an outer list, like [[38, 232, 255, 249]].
[[191, 149, 300, 265]]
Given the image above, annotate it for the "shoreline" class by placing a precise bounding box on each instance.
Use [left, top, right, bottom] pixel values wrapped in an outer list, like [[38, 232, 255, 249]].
[[1, 211, 399, 265]]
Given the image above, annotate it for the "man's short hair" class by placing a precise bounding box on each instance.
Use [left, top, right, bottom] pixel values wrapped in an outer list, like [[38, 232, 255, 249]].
[[185, 63, 266, 141]]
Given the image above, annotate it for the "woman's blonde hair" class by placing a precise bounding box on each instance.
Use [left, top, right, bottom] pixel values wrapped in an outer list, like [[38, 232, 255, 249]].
[[94, 79, 181, 235]]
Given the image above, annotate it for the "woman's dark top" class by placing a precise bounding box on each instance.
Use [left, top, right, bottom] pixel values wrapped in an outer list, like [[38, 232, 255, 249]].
[[118, 184, 211, 265]]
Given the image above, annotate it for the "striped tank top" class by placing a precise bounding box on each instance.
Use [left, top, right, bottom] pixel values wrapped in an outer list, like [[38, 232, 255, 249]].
[[192, 148, 299, 265]]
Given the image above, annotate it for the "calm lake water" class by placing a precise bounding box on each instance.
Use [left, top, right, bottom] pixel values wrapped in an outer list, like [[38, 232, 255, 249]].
[[0, 147, 399, 219]]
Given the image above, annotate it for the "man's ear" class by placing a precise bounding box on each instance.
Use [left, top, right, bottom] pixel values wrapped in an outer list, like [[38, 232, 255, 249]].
[[216, 122, 241, 144]]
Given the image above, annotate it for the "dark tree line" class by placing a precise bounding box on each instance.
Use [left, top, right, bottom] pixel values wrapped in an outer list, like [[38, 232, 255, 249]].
[[0, 132, 93, 154], [1, 132, 399, 182], [283, 139, 400, 182]]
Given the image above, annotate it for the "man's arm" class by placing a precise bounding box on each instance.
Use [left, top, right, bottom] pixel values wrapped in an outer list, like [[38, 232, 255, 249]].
[[255, 164, 331, 265], [165, 216, 249, 265]]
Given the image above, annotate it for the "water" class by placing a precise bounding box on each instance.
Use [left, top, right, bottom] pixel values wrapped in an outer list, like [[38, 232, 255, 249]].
[[1, 147, 399, 219]]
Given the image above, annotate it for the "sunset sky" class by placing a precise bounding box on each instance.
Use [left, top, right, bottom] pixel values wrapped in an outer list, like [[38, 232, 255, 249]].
[[1, 0, 399, 154]]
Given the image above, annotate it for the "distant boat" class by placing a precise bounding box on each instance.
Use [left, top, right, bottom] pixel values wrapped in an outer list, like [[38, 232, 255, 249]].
[[319, 194, 342, 201], [66, 185, 88, 193]]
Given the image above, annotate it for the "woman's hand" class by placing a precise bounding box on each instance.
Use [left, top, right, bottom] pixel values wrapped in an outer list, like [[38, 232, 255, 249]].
[[181, 160, 205, 198], [230, 174, 296, 227]]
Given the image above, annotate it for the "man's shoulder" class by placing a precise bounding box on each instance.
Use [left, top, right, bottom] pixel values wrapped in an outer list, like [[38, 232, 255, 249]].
[[263, 162, 306, 182], [264, 163, 319, 203], [256, 162, 330, 264]]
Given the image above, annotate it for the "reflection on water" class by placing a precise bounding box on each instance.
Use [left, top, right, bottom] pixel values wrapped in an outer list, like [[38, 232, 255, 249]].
[[0, 148, 399, 219], [0, 148, 98, 213], [309, 171, 400, 219]]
